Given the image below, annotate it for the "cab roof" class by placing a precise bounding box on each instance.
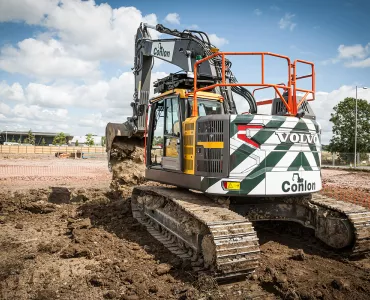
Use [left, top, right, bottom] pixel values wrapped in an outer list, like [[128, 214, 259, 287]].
[[150, 88, 223, 103]]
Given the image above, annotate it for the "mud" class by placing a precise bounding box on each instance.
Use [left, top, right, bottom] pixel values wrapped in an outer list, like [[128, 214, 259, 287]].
[[1, 158, 370, 299]]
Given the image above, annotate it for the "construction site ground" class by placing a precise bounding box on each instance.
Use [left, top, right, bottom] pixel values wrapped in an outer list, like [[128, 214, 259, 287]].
[[1, 154, 369, 300]]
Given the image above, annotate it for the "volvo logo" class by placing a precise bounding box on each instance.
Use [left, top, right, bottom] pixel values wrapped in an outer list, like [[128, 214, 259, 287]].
[[275, 132, 318, 144], [282, 173, 316, 193]]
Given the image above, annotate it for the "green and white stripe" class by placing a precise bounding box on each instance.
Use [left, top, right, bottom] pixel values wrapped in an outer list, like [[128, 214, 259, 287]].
[[203, 114, 322, 196]]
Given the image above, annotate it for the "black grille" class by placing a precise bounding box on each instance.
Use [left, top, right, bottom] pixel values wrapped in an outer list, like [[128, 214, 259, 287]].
[[197, 159, 222, 173], [197, 120, 224, 142], [204, 148, 222, 160], [196, 118, 227, 176]]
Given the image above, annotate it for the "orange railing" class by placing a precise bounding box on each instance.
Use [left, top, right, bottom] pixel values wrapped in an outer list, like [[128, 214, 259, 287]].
[[252, 82, 287, 106], [293, 59, 315, 110], [192, 52, 315, 117]]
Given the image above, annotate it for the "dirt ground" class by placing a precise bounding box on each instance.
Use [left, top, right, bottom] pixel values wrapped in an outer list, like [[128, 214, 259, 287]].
[[1, 155, 370, 300]]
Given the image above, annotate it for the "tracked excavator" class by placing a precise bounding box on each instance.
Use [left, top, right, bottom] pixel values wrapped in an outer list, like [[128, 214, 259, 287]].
[[106, 23, 370, 280]]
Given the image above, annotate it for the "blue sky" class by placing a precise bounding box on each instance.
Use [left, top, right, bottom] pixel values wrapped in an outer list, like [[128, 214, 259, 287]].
[[0, 0, 369, 144]]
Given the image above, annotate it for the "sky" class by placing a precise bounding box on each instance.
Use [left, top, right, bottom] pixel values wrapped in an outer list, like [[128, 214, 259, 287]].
[[0, 0, 369, 144]]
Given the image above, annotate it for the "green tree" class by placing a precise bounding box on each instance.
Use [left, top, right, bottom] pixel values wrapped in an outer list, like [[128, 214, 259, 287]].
[[40, 138, 46, 146], [75, 140, 79, 146], [153, 136, 164, 146], [17, 137, 22, 144], [10, 137, 15, 143], [85, 133, 95, 147], [53, 132, 67, 145], [101, 136, 106, 147], [322, 144, 330, 151], [23, 130, 35, 145], [329, 97, 370, 153]]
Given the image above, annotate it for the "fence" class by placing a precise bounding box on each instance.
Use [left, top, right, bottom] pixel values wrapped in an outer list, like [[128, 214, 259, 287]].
[[321, 151, 370, 168], [0, 145, 105, 154]]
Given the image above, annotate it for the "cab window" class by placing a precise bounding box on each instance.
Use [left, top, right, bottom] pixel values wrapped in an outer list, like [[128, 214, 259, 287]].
[[187, 98, 223, 117]]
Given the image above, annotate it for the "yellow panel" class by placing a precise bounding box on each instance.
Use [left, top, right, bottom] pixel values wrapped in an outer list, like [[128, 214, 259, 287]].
[[182, 116, 198, 175], [186, 91, 223, 101], [226, 182, 240, 190], [150, 88, 223, 103], [197, 142, 224, 149]]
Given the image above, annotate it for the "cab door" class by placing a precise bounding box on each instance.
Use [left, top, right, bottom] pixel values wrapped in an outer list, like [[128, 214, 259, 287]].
[[148, 95, 182, 171], [163, 96, 181, 171]]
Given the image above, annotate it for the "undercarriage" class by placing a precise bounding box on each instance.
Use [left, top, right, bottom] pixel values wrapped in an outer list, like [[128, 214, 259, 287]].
[[230, 194, 370, 256], [109, 140, 370, 281]]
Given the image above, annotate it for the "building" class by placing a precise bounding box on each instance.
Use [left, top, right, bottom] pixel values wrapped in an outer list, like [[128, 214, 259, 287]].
[[0, 131, 72, 145], [69, 135, 104, 146]]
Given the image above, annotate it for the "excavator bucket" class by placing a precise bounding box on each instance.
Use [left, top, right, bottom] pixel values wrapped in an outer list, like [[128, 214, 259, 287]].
[[105, 122, 145, 174]]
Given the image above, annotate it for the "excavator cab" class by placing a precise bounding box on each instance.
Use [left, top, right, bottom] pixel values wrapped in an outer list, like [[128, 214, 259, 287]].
[[147, 89, 224, 172]]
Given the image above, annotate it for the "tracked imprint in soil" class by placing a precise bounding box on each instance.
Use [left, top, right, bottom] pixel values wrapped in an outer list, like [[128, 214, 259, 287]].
[[131, 186, 261, 280]]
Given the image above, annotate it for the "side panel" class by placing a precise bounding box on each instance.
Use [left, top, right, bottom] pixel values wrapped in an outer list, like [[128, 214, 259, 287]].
[[183, 117, 197, 174], [202, 114, 322, 196]]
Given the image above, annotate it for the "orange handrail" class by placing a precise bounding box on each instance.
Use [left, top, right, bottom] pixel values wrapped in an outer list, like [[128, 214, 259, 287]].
[[253, 82, 287, 106], [192, 52, 315, 117], [292, 59, 315, 115]]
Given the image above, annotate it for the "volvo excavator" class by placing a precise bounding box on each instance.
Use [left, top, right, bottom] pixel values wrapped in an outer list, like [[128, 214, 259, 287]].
[[105, 23, 370, 280]]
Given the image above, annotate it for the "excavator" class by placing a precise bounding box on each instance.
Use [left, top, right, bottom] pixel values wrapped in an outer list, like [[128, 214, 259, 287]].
[[105, 23, 370, 280]]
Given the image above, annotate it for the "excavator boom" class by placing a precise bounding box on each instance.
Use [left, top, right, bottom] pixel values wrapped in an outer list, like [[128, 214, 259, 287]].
[[106, 23, 257, 158]]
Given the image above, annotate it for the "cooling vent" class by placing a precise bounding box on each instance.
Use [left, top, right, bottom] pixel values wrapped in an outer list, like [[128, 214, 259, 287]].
[[197, 120, 224, 142], [196, 118, 227, 176], [196, 148, 223, 173]]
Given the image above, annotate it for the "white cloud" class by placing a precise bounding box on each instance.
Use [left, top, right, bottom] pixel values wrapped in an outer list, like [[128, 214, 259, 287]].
[[12, 104, 68, 121], [209, 34, 229, 48], [254, 9, 262, 16], [345, 58, 370, 68], [0, 71, 167, 110], [0, 0, 160, 73], [0, 0, 59, 24], [323, 43, 370, 68], [0, 101, 70, 134], [164, 13, 180, 25], [0, 70, 167, 134], [0, 102, 11, 115], [0, 81, 25, 101], [43, 2, 159, 63], [310, 85, 370, 144], [279, 13, 296, 31], [338, 43, 369, 59], [78, 113, 107, 128], [0, 38, 100, 81]]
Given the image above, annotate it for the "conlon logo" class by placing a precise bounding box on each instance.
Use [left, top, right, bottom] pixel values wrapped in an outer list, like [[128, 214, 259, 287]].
[[275, 132, 319, 144], [282, 173, 316, 193], [151, 41, 175, 61]]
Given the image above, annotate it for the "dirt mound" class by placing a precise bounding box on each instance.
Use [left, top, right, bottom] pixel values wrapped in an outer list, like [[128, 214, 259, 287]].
[[110, 143, 146, 197], [0, 188, 202, 300]]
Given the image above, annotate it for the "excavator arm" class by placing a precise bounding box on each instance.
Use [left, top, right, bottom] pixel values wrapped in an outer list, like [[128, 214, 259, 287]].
[[106, 23, 257, 156]]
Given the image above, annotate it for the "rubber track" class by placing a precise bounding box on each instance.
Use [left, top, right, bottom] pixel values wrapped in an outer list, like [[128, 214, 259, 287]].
[[131, 186, 260, 279], [311, 194, 370, 256]]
